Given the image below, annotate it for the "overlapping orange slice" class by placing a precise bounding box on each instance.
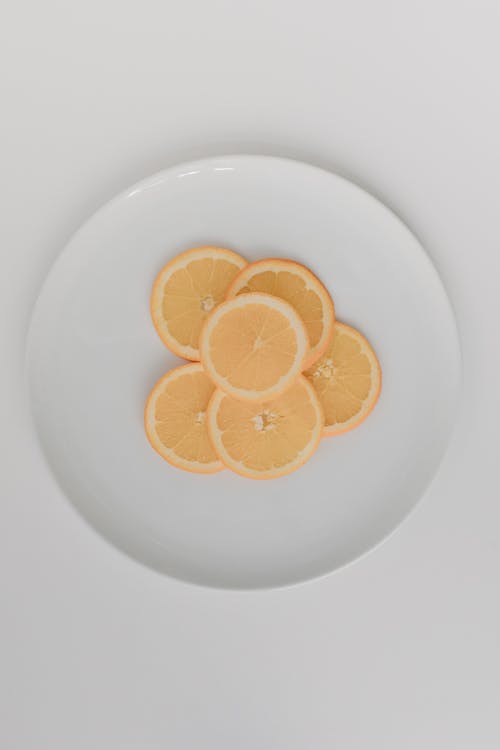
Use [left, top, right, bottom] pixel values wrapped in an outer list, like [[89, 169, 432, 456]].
[[151, 246, 246, 360], [304, 322, 381, 436], [227, 258, 335, 367], [199, 292, 309, 402], [207, 376, 324, 479], [145, 363, 223, 473]]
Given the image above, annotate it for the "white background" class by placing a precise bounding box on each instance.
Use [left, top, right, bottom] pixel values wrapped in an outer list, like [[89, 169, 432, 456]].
[[1, 1, 499, 747]]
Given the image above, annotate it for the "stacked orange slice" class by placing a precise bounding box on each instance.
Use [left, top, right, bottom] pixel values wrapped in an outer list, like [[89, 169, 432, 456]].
[[145, 246, 381, 479]]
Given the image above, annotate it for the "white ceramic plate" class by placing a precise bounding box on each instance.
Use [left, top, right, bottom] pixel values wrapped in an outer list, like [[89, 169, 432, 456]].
[[27, 155, 461, 589]]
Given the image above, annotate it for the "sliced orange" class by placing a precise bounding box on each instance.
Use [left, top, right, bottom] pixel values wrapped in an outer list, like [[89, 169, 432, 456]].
[[144, 363, 223, 473], [226, 258, 335, 368], [207, 376, 324, 479], [151, 246, 247, 360], [199, 292, 309, 402], [304, 322, 381, 436]]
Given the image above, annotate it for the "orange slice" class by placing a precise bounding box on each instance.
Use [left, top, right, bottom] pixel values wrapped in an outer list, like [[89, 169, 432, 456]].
[[151, 246, 247, 360], [207, 376, 324, 479], [304, 322, 381, 436], [145, 363, 223, 473], [226, 258, 335, 368], [199, 292, 309, 402]]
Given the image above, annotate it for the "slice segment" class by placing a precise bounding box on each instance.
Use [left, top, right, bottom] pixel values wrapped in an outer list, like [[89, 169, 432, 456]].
[[304, 322, 381, 436], [200, 292, 309, 402], [151, 246, 247, 360], [145, 363, 223, 473], [226, 258, 335, 367], [207, 376, 324, 479]]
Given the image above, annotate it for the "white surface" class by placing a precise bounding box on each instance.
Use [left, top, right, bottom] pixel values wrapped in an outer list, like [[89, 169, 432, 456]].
[[1, 0, 499, 746], [27, 155, 460, 588]]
